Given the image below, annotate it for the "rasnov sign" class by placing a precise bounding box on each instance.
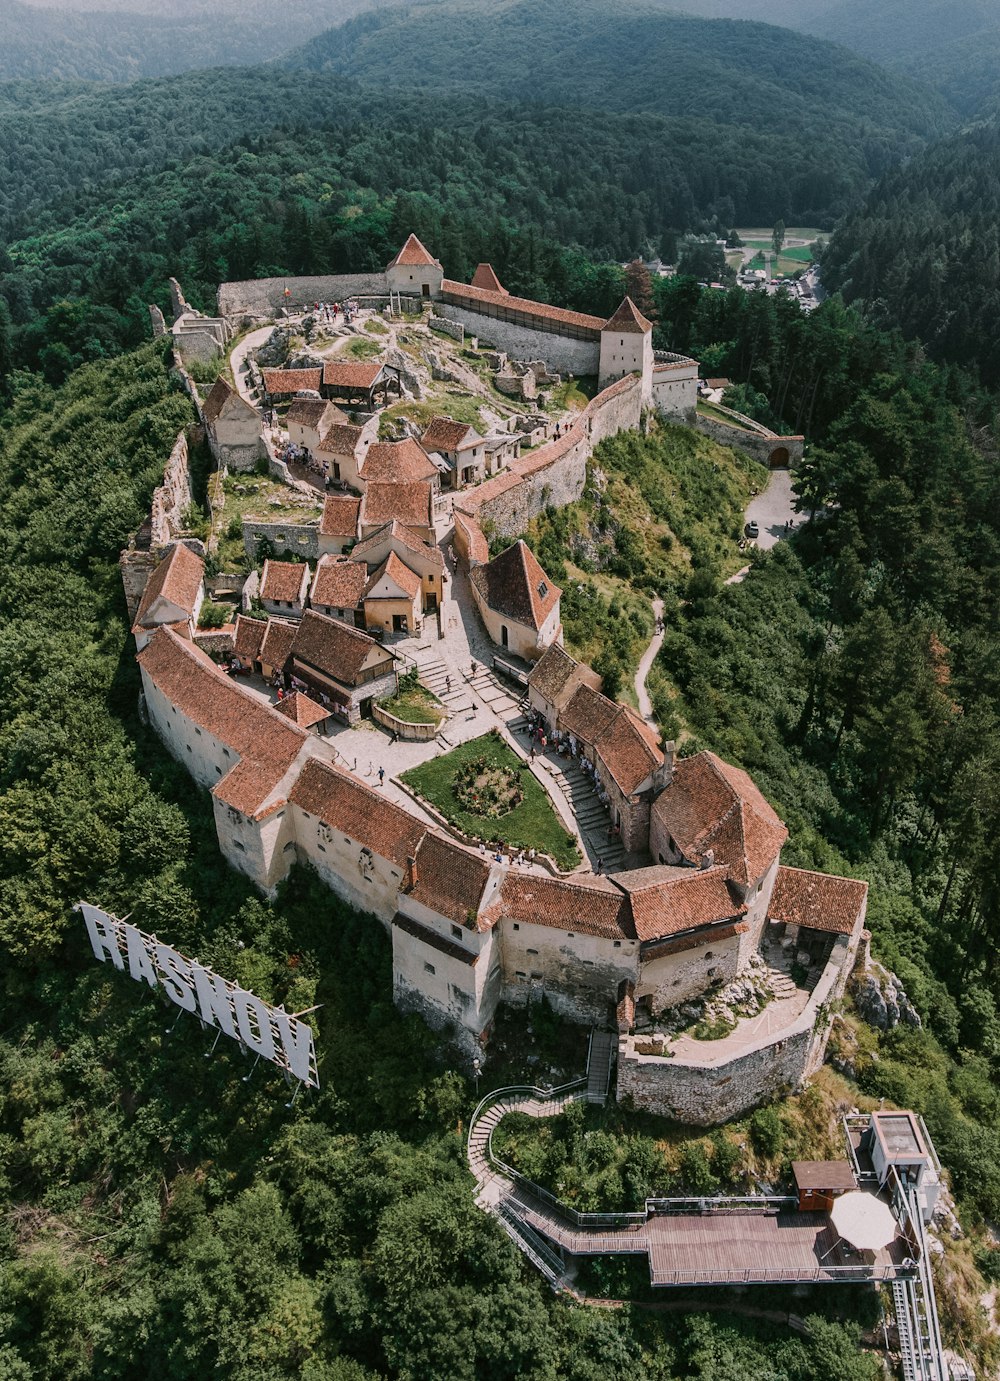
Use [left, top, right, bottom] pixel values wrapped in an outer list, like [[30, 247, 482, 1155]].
[[79, 902, 319, 1089]]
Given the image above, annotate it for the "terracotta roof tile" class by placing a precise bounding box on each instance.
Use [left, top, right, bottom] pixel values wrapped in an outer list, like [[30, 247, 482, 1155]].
[[421, 416, 481, 453], [292, 609, 392, 685], [350, 521, 444, 568], [440, 280, 604, 334], [319, 495, 361, 538], [310, 556, 367, 610], [322, 360, 385, 390], [233, 613, 267, 659], [260, 559, 310, 605], [201, 375, 246, 426], [387, 233, 442, 269], [362, 481, 434, 530], [593, 706, 662, 796], [137, 627, 306, 818], [603, 296, 653, 334], [360, 438, 439, 484], [768, 866, 868, 937], [470, 540, 560, 631], [454, 511, 490, 565], [317, 423, 365, 458], [497, 872, 634, 940], [274, 690, 331, 728], [134, 543, 204, 629], [262, 368, 322, 395], [652, 751, 788, 887], [290, 757, 425, 868], [366, 550, 421, 601], [285, 398, 342, 429], [612, 864, 744, 942], [559, 683, 619, 747], [259, 618, 297, 669], [470, 263, 507, 294], [527, 645, 601, 712], [406, 833, 493, 924]]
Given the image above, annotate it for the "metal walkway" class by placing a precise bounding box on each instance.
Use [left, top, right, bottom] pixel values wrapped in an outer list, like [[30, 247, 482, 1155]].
[[891, 1189, 948, 1381]]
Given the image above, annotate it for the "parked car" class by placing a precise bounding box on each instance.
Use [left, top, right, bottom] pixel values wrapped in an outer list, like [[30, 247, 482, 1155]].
[[745, 520, 759, 539]]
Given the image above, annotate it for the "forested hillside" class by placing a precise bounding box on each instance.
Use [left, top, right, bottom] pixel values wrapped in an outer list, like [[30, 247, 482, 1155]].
[[822, 122, 1000, 385]]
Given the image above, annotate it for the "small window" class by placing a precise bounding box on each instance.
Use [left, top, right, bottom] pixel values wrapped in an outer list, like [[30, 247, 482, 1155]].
[[195, 727, 201, 736], [171, 706, 176, 715], [215, 766, 222, 775], [301, 810, 310, 819], [704, 952, 713, 961], [451, 925, 463, 940], [223, 747, 230, 758], [537, 581, 548, 598], [283, 841, 295, 853], [515, 970, 527, 978], [526, 948, 538, 956], [233, 840, 245, 853], [512, 923, 520, 931], [567, 932, 575, 939], [530, 971, 543, 980], [185, 744, 192, 753], [424, 962, 435, 975], [613, 940, 621, 948]]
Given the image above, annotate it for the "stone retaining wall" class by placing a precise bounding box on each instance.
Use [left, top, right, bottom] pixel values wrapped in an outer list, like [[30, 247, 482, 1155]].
[[218, 273, 391, 319], [372, 703, 443, 741], [694, 412, 804, 469], [243, 518, 320, 562]]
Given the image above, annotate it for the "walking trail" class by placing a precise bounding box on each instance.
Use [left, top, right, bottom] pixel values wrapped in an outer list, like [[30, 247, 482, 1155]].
[[634, 597, 665, 724]]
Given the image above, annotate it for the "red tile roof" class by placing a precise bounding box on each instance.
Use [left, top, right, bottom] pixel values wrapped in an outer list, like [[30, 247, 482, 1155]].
[[651, 751, 788, 887], [454, 511, 490, 566], [366, 550, 422, 601], [406, 832, 492, 924], [262, 368, 322, 396], [274, 690, 331, 728], [292, 609, 392, 685], [137, 626, 306, 818], [470, 263, 507, 294], [317, 423, 365, 458], [290, 757, 426, 868], [322, 360, 384, 390], [319, 495, 361, 539], [612, 864, 744, 942], [286, 398, 341, 429], [360, 438, 439, 484], [603, 296, 653, 334], [440, 280, 604, 334], [350, 520, 444, 568], [470, 540, 560, 631], [768, 866, 868, 937], [362, 481, 434, 530], [559, 683, 619, 746], [134, 543, 204, 629], [496, 872, 633, 940], [387, 233, 442, 269], [527, 645, 602, 713], [259, 618, 297, 669], [593, 706, 662, 796], [310, 556, 367, 610], [260, 559, 310, 606], [233, 613, 267, 660], [421, 416, 481, 454], [202, 375, 247, 426]]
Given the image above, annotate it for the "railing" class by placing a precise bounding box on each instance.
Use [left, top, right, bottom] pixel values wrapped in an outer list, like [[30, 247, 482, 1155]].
[[644, 1195, 798, 1216], [652, 1264, 911, 1286], [466, 1079, 587, 1173]]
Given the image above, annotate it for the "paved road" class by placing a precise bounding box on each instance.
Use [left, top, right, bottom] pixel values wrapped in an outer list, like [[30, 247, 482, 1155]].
[[745, 469, 797, 550]]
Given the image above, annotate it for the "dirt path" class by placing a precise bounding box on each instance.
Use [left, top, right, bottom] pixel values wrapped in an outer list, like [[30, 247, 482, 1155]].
[[634, 597, 665, 723]]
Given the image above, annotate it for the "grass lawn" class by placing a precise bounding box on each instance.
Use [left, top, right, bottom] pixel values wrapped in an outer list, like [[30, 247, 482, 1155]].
[[378, 684, 444, 725], [213, 473, 322, 571], [550, 374, 597, 411], [346, 336, 382, 360], [400, 732, 580, 869]]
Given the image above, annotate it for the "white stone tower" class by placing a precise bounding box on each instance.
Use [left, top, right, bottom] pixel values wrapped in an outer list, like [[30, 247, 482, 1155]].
[[386, 234, 444, 301], [598, 297, 654, 402]]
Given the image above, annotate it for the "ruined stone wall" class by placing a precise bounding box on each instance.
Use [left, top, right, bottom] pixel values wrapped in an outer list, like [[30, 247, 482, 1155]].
[[243, 519, 320, 562], [218, 274, 391, 319], [433, 305, 600, 378], [617, 934, 852, 1125], [463, 429, 590, 542], [120, 425, 201, 621]]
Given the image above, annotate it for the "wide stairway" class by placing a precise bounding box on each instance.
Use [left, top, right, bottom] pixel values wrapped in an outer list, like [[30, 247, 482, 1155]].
[[546, 758, 628, 873]]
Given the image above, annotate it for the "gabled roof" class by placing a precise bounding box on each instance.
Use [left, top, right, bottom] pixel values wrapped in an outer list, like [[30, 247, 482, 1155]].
[[274, 690, 331, 728], [261, 367, 322, 395], [527, 644, 602, 712], [260, 559, 310, 605], [405, 832, 492, 925], [134, 543, 204, 629], [469, 540, 560, 631], [285, 398, 342, 429], [310, 556, 367, 610], [259, 618, 297, 669], [362, 481, 434, 530], [421, 416, 482, 454], [440, 279, 604, 334], [470, 263, 507, 294], [319, 495, 361, 539], [292, 609, 392, 684], [202, 375, 255, 426], [322, 360, 385, 390], [290, 757, 426, 869], [612, 864, 744, 943], [387, 233, 442, 270], [602, 296, 653, 335], [349, 520, 444, 569], [233, 613, 267, 660], [317, 423, 365, 458], [360, 438, 439, 484], [593, 705, 662, 796], [651, 751, 788, 887], [559, 682, 619, 747], [494, 872, 633, 941], [768, 866, 868, 937], [366, 550, 422, 602]]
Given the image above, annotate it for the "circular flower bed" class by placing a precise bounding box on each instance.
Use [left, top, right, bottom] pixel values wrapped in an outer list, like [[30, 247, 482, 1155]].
[[452, 757, 524, 819]]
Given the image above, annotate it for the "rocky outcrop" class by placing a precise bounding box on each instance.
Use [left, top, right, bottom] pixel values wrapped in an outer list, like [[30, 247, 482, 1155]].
[[255, 326, 292, 367], [850, 960, 921, 1031]]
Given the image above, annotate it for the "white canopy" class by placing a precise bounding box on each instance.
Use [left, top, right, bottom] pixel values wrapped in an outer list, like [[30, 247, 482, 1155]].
[[829, 1191, 898, 1252]]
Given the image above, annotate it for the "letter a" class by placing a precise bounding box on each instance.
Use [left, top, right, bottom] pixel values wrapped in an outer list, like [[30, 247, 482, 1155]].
[[81, 904, 125, 970], [125, 924, 158, 989]]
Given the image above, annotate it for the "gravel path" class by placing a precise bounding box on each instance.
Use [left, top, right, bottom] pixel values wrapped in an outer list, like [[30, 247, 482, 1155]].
[[634, 597, 665, 723]]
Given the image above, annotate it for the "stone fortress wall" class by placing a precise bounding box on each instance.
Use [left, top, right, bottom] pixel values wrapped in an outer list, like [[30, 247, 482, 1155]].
[[218, 272, 392, 319], [433, 302, 601, 378]]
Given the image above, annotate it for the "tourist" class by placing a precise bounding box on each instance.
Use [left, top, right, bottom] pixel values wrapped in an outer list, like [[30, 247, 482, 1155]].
[[378, 766, 385, 785], [595, 857, 604, 875]]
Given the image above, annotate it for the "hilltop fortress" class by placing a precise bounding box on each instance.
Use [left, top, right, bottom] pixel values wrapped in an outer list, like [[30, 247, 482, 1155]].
[[131, 235, 859, 1125]]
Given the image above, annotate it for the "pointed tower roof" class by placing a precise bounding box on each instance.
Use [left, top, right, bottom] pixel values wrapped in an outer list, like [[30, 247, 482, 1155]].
[[471, 263, 507, 294], [602, 296, 653, 334], [387, 233, 442, 269], [470, 539, 561, 631]]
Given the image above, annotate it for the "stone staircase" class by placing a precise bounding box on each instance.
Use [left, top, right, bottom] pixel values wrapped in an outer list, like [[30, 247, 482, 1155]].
[[546, 758, 628, 873], [586, 1030, 615, 1104]]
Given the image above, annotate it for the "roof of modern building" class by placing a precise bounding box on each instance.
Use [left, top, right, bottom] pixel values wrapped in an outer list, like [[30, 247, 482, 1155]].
[[470, 263, 507, 294], [261, 367, 323, 395], [440, 279, 605, 334], [274, 690, 331, 728], [527, 644, 602, 711], [603, 296, 654, 335], [492, 872, 633, 941], [406, 832, 493, 925], [260, 559, 310, 605], [366, 550, 422, 601], [233, 613, 267, 660], [612, 864, 744, 943], [292, 609, 391, 683], [291, 757, 426, 867], [350, 520, 444, 568], [137, 626, 306, 818], [360, 438, 439, 484], [387, 233, 442, 270], [362, 481, 434, 530], [259, 618, 297, 669], [421, 416, 482, 453], [310, 556, 367, 610], [317, 423, 365, 458], [768, 865, 868, 937], [134, 542, 204, 629], [285, 398, 341, 429], [322, 360, 386, 390], [470, 540, 560, 631], [652, 751, 788, 887], [792, 1161, 857, 1192], [319, 495, 362, 538]]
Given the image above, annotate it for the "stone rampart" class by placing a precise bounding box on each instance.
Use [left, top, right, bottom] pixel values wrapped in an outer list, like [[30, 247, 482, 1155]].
[[694, 410, 804, 469], [585, 372, 643, 445], [243, 518, 320, 562], [617, 934, 853, 1125], [434, 305, 600, 378], [218, 273, 391, 319], [150, 428, 196, 547], [429, 315, 465, 343]]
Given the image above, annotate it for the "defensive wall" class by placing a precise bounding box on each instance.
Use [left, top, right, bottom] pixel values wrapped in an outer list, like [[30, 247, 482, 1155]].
[[218, 273, 392, 319], [433, 301, 600, 378], [694, 403, 803, 469], [119, 425, 201, 622], [242, 518, 321, 563]]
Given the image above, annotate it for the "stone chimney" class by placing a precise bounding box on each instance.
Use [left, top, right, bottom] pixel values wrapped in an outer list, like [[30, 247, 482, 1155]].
[[652, 740, 675, 793], [406, 855, 419, 891]]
